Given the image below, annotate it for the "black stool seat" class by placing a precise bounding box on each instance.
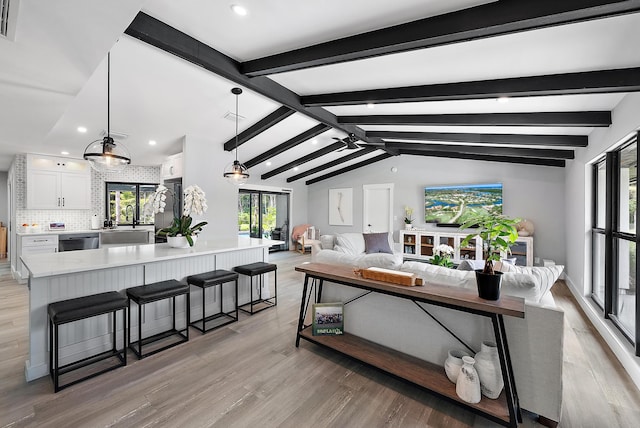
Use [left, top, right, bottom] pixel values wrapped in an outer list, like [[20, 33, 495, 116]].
[[127, 279, 190, 359], [48, 291, 127, 392], [234, 262, 277, 276], [49, 292, 127, 324], [234, 262, 277, 315], [187, 270, 239, 334], [127, 280, 190, 304], [187, 270, 239, 287]]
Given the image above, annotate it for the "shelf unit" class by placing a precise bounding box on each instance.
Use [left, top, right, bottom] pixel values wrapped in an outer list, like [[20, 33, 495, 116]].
[[400, 230, 533, 266], [295, 263, 525, 428]]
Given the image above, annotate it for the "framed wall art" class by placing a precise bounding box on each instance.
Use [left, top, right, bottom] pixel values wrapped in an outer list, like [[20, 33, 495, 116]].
[[329, 187, 353, 226]]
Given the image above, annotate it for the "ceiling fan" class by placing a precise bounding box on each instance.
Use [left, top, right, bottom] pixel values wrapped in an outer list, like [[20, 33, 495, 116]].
[[333, 133, 362, 151]]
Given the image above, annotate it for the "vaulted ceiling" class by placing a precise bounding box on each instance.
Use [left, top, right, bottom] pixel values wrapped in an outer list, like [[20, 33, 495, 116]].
[[4, 0, 640, 184]]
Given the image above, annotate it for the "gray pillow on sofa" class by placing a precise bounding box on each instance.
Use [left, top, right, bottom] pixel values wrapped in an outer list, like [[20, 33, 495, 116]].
[[363, 232, 393, 254]]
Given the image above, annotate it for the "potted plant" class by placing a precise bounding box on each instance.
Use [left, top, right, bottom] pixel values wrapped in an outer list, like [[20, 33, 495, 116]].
[[143, 184, 208, 247], [404, 206, 414, 230], [459, 211, 520, 300], [431, 244, 455, 268]]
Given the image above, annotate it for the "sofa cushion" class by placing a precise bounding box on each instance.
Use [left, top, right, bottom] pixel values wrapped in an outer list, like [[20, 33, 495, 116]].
[[320, 234, 336, 250], [334, 233, 366, 255], [501, 273, 543, 303], [400, 261, 476, 289], [500, 264, 564, 297], [363, 232, 393, 254]]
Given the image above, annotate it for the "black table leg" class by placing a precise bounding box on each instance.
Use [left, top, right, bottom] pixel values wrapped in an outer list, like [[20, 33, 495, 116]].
[[491, 313, 521, 427], [296, 274, 311, 347]]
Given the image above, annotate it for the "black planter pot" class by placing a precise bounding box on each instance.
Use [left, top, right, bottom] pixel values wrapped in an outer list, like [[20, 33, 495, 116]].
[[475, 270, 503, 300]]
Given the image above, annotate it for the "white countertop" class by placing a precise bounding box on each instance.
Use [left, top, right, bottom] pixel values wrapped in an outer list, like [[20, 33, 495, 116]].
[[22, 237, 283, 278], [17, 227, 154, 236]]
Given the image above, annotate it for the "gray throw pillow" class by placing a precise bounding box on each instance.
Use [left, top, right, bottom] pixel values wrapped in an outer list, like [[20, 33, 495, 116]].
[[363, 232, 393, 254]]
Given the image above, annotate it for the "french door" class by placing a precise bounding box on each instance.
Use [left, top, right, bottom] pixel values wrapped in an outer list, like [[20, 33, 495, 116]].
[[238, 190, 290, 251]]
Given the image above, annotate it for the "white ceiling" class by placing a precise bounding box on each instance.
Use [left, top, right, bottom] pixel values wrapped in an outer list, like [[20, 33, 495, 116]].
[[1, 1, 639, 183]]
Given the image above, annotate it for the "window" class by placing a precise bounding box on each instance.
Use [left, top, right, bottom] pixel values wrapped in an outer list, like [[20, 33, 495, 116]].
[[105, 182, 157, 226], [592, 135, 639, 353]]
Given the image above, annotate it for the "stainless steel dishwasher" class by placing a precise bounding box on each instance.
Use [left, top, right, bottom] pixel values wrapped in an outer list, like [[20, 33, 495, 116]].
[[58, 233, 100, 252]]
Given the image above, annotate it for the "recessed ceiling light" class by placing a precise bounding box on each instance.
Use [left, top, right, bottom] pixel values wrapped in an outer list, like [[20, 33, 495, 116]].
[[231, 4, 248, 16], [266, 161, 272, 166], [293, 167, 299, 171], [77, 126, 87, 133], [497, 97, 509, 103], [149, 140, 157, 146], [61, 151, 69, 155], [367, 103, 375, 109], [311, 139, 318, 145]]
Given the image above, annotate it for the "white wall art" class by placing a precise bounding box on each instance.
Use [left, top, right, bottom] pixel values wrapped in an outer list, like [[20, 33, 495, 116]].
[[329, 188, 353, 226]]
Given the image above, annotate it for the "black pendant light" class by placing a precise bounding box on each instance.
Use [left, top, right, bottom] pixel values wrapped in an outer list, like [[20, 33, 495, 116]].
[[223, 87, 250, 185], [84, 52, 131, 172]]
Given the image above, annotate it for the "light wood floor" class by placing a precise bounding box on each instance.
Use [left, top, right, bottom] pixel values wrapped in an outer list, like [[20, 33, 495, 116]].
[[0, 253, 638, 427]]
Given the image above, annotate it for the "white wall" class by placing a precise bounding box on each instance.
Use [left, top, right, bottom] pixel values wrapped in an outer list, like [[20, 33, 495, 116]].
[[564, 92, 640, 389], [182, 135, 307, 242], [308, 154, 566, 264]]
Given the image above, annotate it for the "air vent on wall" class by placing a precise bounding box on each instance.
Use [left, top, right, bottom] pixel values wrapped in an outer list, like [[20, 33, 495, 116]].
[[99, 129, 129, 140]]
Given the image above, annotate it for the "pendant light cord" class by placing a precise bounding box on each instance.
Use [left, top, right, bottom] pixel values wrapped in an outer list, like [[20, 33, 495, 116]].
[[107, 52, 110, 138], [234, 91, 239, 162]]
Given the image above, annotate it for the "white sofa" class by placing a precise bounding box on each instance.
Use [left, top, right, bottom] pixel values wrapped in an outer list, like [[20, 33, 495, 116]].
[[311, 232, 403, 270], [311, 233, 564, 427]]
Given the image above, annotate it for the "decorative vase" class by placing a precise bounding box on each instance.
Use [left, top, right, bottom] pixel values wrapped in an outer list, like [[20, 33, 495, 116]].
[[444, 349, 471, 383], [475, 270, 503, 300], [456, 356, 481, 404], [474, 341, 504, 399], [167, 235, 197, 248], [405, 223, 412, 230]]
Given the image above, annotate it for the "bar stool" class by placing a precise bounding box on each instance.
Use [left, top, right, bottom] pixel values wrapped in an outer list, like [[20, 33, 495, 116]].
[[126, 279, 190, 359], [48, 291, 128, 392], [187, 270, 239, 333], [234, 262, 277, 315]]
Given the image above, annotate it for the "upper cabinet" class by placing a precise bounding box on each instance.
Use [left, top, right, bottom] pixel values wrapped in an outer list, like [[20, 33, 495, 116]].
[[26, 154, 91, 210], [161, 153, 183, 181]]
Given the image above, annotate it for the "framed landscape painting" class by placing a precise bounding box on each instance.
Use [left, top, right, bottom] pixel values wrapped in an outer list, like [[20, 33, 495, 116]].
[[329, 188, 353, 226]]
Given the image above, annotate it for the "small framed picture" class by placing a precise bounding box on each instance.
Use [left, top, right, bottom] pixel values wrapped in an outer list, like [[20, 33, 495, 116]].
[[312, 302, 344, 336]]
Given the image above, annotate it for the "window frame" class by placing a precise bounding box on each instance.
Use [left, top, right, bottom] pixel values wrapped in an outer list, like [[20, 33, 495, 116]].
[[105, 181, 158, 227]]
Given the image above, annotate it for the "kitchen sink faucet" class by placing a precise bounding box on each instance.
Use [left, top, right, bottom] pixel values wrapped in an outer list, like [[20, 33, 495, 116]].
[[125, 204, 138, 228]]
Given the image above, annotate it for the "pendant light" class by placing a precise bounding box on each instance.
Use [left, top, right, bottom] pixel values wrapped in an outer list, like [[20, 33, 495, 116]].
[[84, 52, 131, 172], [223, 87, 250, 185]]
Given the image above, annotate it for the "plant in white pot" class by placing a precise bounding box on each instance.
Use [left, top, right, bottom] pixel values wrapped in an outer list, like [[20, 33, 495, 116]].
[[459, 211, 520, 300], [404, 206, 414, 230], [144, 184, 208, 247]]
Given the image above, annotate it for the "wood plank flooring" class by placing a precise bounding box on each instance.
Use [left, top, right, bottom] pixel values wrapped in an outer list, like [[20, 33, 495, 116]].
[[0, 253, 639, 427]]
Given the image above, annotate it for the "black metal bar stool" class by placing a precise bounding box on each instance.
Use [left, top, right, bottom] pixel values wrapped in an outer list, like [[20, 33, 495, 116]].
[[48, 291, 128, 392], [234, 262, 277, 315], [126, 279, 190, 359], [187, 270, 239, 333]]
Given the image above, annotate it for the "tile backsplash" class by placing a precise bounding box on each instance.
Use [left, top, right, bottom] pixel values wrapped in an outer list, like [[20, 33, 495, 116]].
[[15, 154, 161, 231]]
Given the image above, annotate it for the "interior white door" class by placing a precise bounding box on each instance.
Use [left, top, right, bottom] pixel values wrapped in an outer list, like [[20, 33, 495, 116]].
[[363, 183, 394, 233]]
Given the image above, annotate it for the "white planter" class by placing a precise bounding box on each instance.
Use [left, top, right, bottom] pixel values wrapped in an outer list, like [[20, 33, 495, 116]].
[[167, 235, 197, 248]]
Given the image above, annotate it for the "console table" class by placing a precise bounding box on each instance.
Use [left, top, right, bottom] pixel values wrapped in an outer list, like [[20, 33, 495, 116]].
[[295, 263, 525, 427]]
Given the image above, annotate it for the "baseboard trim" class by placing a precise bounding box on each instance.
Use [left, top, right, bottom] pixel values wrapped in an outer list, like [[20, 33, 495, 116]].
[[564, 274, 640, 391]]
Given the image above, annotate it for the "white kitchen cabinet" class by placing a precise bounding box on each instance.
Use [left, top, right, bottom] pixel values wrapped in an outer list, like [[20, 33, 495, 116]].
[[161, 152, 183, 180], [26, 154, 91, 210], [18, 234, 58, 283]]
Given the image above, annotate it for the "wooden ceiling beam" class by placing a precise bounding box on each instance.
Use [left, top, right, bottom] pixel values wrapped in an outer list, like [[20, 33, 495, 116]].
[[241, 0, 640, 76], [367, 131, 588, 147], [223, 106, 294, 151], [124, 12, 371, 143], [400, 149, 565, 167], [385, 142, 574, 159], [244, 124, 330, 168], [286, 147, 379, 182], [304, 67, 640, 106], [261, 142, 345, 179], [340, 111, 611, 127], [304, 154, 394, 185]]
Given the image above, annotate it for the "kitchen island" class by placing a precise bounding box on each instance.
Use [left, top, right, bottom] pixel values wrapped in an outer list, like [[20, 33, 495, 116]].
[[21, 237, 282, 381]]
